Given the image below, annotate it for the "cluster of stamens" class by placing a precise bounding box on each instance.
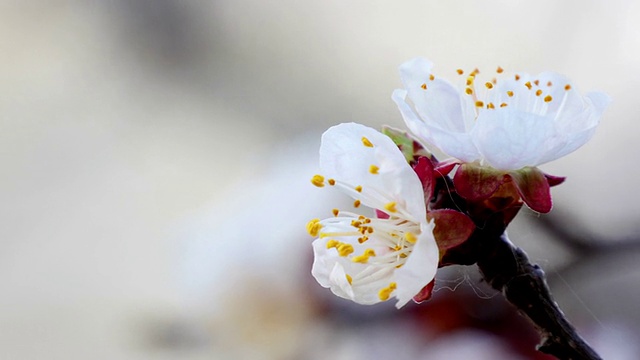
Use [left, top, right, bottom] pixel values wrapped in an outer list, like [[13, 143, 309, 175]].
[[419, 66, 574, 118], [308, 136, 421, 301]]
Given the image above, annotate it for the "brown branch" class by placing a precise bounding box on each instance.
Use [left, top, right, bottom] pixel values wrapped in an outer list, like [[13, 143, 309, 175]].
[[433, 168, 601, 358], [476, 232, 602, 360]]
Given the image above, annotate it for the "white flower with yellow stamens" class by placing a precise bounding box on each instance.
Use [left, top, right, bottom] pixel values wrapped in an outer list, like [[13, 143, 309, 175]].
[[392, 57, 610, 171], [308, 122, 438, 308]]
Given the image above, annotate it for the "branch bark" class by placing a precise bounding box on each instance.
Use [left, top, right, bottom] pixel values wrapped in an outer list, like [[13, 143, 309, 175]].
[[476, 232, 602, 360]]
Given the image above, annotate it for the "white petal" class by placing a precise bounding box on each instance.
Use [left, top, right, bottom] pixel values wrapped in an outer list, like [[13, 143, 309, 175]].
[[536, 91, 610, 165], [312, 237, 365, 303], [394, 222, 439, 308], [398, 58, 468, 133], [586, 91, 611, 116], [311, 238, 338, 288], [312, 233, 399, 305], [392, 89, 481, 163], [472, 109, 558, 170], [351, 267, 396, 305], [328, 262, 356, 300], [320, 122, 426, 220]]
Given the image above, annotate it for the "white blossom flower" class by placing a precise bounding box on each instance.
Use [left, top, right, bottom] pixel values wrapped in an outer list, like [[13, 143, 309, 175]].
[[308, 123, 438, 308], [392, 57, 610, 171]]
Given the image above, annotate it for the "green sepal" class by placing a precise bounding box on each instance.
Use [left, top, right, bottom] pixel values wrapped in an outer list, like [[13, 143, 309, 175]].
[[381, 125, 430, 163]]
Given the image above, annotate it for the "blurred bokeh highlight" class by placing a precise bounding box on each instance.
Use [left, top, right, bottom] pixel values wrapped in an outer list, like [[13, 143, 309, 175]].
[[1, 1, 639, 359]]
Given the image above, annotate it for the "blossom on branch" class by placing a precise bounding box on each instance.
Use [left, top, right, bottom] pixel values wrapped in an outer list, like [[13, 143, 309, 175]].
[[392, 58, 609, 213], [392, 57, 610, 171], [307, 123, 439, 308]]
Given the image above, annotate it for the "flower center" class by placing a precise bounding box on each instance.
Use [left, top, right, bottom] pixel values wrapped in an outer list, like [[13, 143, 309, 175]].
[[308, 207, 420, 300], [423, 66, 574, 120]]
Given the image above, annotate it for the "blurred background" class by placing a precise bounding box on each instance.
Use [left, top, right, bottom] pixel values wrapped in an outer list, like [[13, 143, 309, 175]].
[[1, 1, 639, 359]]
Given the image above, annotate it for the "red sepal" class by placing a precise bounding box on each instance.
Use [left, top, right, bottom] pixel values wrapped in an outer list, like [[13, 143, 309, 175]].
[[544, 173, 566, 187], [433, 158, 458, 177], [508, 167, 552, 213], [413, 156, 436, 202], [413, 279, 435, 304], [453, 162, 506, 201], [430, 209, 476, 251]]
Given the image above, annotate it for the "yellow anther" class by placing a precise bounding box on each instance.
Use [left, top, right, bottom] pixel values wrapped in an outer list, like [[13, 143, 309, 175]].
[[475, 101, 484, 107], [355, 185, 363, 192], [337, 243, 354, 257], [525, 81, 532, 90], [352, 249, 375, 264], [361, 136, 373, 147], [351, 220, 362, 228], [534, 79, 540, 86], [429, 74, 435, 81], [364, 218, 371, 224], [507, 90, 514, 97], [421, 83, 427, 90], [369, 165, 379, 174], [544, 95, 553, 102], [346, 274, 353, 285], [399, 253, 408, 258], [367, 227, 374, 234], [332, 208, 339, 217], [456, 69, 464, 75], [378, 289, 391, 301], [328, 178, 336, 186], [487, 102, 495, 109], [311, 174, 325, 187], [564, 84, 572, 91], [306, 219, 322, 237], [496, 66, 504, 73], [378, 283, 397, 301], [466, 76, 474, 86], [471, 68, 480, 76], [353, 200, 361, 208], [358, 236, 368, 243], [485, 82, 494, 89], [465, 87, 474, 95], [405, 232, 417, 244], [535, 89, 543, 96], [326, 239, 339, 249], [515, 74, 521, 81], [500, 103, 508, 107], [384, 202, 397, 213]]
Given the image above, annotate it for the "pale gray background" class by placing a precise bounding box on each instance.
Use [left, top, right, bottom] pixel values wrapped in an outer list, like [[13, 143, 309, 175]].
[[1, 1, 638, 359]]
